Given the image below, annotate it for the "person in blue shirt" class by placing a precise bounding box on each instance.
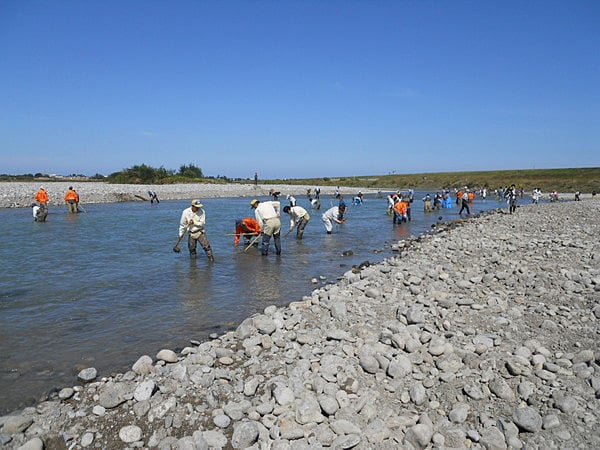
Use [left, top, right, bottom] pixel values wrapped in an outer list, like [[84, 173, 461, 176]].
[[336, 194, 347, 220]]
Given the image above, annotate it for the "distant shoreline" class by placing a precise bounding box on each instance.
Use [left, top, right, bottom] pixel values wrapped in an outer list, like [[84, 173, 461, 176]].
[[0, 182, 378, 209]]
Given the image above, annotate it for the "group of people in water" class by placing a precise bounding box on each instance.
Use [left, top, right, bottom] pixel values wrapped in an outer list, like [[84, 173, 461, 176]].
[[180, 184, 499, 260], [32, 183, 571, 261], [31, 186, 80, 222]]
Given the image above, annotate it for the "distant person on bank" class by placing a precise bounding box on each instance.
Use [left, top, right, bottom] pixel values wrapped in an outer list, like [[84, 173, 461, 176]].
[[504, 185, 518, 214], [178, 199, 214, 261]]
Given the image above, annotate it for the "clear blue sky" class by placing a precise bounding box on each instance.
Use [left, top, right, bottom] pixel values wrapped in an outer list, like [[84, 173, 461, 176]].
[[1, 0, 598, 179]]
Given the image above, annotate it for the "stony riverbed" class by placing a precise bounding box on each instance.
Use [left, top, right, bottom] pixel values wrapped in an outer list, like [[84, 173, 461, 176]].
[[0, 182, 346, 209], [0, 198, 598, 449]]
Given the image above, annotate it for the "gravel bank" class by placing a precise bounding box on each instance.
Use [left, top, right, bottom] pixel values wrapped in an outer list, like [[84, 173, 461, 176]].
[[0, 182, 364, 209], [1, 199, 599, 449]]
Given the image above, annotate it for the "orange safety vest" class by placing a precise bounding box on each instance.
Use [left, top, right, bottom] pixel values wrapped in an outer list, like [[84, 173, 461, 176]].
[[393, 201, 407, 215], [35, 189, 49, 203], [65, 189, 78, 202], [468, 191, 475, 201], [234, 218, 261, 244]]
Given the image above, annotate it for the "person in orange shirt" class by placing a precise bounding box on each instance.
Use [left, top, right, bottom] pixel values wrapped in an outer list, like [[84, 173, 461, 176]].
[[455, 189, 463, 205], [34, 187, 50, 220], [35, 187, 49, 206], [393, 198, 408, 224], [64, 186, 79, 213], [234, 217, 261, 246]]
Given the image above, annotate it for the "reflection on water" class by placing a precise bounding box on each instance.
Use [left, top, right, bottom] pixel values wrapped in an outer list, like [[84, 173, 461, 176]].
[[0, 192, 505, 413]]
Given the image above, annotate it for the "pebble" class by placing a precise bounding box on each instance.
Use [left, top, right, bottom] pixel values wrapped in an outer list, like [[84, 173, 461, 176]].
[[513, 406, 543, 432], [77, 367, 97, 382], [156, 349, 178, 363], [119, 425, 142, 443]]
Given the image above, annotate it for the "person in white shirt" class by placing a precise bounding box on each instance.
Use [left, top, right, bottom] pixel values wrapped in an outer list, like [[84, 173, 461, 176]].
[[250, 199, 281, 256], [286, 194, 297, 207], [283, 205, 310, 239], [31, 203, 47, 222], [309, 196, 321, 210], [178, 199, 214, 260], [322, 206, 345, 234]]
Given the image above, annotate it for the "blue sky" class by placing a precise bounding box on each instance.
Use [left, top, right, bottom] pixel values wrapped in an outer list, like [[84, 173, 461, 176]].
[[1, 0, 598, 179]]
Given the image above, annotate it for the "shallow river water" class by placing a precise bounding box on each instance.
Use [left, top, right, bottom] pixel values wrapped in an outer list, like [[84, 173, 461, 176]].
[[0, 192, 507, 413]]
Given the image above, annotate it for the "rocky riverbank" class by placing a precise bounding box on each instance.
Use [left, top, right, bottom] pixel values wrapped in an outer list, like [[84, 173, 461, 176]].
[[1, 199, 599, 449], [0, 182, 360, 209]]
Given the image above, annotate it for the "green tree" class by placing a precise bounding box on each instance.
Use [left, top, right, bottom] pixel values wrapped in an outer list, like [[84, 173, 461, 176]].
[[107, 164, 172, 184], [178, 163, 203, 178]]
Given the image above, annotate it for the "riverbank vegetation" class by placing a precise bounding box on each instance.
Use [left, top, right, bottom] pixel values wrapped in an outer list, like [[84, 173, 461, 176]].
[[265, 167, 600, 193], [2, 166, 598, 193]]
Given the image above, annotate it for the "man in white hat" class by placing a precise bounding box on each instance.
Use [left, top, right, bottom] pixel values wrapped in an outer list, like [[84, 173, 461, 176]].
[[178, 199, 214, 260]]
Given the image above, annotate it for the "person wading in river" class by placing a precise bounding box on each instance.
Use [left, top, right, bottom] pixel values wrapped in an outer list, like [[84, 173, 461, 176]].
[[64, 186, 79, 213], [250, 198, 281, 256], [234, 217, 261, 246], [283, 205, 310, 239], [34, 187, 49, 221], [178, 199, 214, 261]]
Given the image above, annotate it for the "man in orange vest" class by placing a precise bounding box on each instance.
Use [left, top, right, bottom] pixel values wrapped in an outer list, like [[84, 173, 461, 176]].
[[393, 198, 408, 224], [234, 217, 261, 246], [34, 187, 49, 220], [64, 186, 79, 213], [35, 187, 49, 206]]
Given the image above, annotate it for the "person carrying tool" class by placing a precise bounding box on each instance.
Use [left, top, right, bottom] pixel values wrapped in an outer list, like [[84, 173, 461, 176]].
[[234, 217, 261, 246], [177, 199, 214, 260], [283, 205, 310, 239], [64, 186, 80, 213], [250, 198, 281, 256]]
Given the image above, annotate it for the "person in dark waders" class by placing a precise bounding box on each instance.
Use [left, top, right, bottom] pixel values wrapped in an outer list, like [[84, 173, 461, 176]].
[[250, 198, 281, 256], [459, 190, 471, 215], [178, 199, 214, 260]]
